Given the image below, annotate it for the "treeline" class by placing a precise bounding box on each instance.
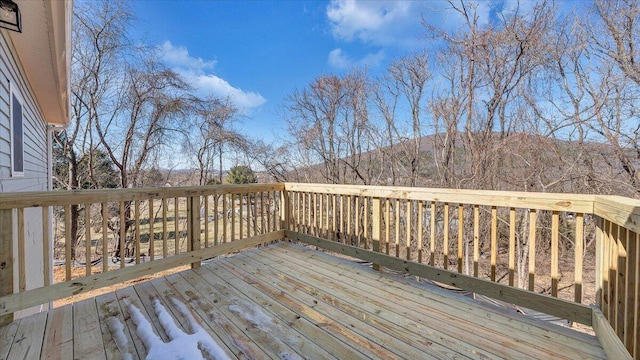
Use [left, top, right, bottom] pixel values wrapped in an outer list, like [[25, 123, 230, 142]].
[[58, 0, 640, 200], [264, 0, 640, 198]]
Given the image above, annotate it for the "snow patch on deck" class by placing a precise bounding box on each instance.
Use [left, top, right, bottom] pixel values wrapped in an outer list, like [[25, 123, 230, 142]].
[[106, 317, 133, 360], [128, 298, 231, 360]]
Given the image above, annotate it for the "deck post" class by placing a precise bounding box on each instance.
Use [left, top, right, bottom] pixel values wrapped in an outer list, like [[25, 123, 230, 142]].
[[595, 215, 603, 309], [0, 209, 14, 326], [372, 198, 382, 271], [280, 190, 290, 232], [189, 196, 202, 269]]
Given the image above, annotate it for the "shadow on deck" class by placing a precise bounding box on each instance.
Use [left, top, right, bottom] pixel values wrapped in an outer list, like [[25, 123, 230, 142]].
[[0, 241, 605, 359]]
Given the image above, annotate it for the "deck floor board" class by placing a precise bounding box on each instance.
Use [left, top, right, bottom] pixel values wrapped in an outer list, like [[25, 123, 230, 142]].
[[230, 248, 476, 359], [73, 298, 106, 360], [146, 277, 240, 359], [264, 243, 606, 359], [95, 291, 141, 360], [195, 263, 354, 360], [0, 241, 608, 359]]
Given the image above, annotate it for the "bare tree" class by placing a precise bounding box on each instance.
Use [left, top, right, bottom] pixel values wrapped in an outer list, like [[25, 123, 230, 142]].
[[386, 52, 431, 186], [95, 59, 193, 189], [284, 70, 375, 184], [187, 97, 242, 185], [54, 0, 132, 261], [587, 0, 640, 195]]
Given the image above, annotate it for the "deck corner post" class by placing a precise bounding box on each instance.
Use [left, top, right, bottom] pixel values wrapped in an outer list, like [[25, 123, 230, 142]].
[[0, 209, 14, 326], [595, 215, 603, 309], [372, 198, 382, 271], [280, 190, 290, 233], [189, 196, 202, 269]]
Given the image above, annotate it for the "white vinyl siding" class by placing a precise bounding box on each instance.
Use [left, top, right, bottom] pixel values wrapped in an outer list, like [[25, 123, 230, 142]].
[[0, 31, 51, 318], [0, 32, 48, 190]]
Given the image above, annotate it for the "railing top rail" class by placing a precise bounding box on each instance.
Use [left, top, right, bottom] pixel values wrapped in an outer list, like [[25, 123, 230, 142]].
[[284, 183, 596, 213], [0, 183, 284, 209], [594, 195, 640, 234]]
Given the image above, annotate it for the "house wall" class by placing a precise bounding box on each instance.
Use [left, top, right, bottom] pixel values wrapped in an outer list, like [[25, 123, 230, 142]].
[[0, 31, 52, 318]]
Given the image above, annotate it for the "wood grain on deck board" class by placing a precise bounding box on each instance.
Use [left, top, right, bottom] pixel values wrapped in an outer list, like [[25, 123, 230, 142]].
[[0, 241, 609, 360], [267, 242, 606, 359]]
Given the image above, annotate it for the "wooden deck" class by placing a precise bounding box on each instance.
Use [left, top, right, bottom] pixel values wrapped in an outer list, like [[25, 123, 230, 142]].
[[0, 242, 607, 360]]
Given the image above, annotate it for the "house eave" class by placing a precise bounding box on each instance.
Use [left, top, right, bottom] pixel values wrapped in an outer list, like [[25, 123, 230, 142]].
[[8, 0, 72, 126]]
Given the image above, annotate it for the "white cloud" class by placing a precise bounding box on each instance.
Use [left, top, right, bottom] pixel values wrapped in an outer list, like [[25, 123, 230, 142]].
[[328, 48, 351, 69], [326, 0, 417, 46], [160, 41, 216, 72], [328, 48, 385, 70], [158, 41, 265, 110], [193, 74, 266, 109]]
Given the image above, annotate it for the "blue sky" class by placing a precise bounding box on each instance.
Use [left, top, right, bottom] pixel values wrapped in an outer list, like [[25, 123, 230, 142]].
[[130, 0, 578, 146], [130, 0, 431, 143]]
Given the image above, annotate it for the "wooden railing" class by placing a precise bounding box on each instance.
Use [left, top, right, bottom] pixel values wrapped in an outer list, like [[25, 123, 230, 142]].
[[281, 183, 638, 359], [0, 184, 285, 325], [594, 196, 640, 358], [0, 183, 637, 358]]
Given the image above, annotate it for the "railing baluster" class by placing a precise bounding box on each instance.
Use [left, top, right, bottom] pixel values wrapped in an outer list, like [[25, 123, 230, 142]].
[[395, 199, 400, 258], [528, 209, 537, 292], [430, 202, 436, 266], [616, 225, 627, 337], [327, 193, 331, 238], [251, 191, 258, 236], [260, 191, 268, 234], [491, 206, 497, 282], [189, 196, 201, 269], [347, 195, 352, 245], [609, 221, 617, 325], [355, 196, 360, 247], [624, 229, 636, 352], [175, 197, 180, 253], [222, 194, 228, 243], [149, 199, 155, 261], [65, 204, 72, 280], [231, 193, 236, 242], [418, 200, 423, 263], [575, 213, 584, 303], [295, 192, 299, 233], [406, 199, 411, 261], [363, 197, 369, 249], [102, 203, 108, 273], [372, 197, 382, 271], [473, 204, 479, 277], [239, 193, 244, 240], [119, 202, 125, 269], [551, 211, 559, 296], [444, 203, 450, 270], [320, 193, 324, 238], [204, 195, 209, 248], [135, 200, 141, 264], [385, 198, 390, 255], [509, 208, 516, 287], [308, 192, 313, 236], [162, 198, 168, 257], [213, 195, 218, 246], [332, 194, 337, 241], [85, 204, 91, 277], [458, 204, 464, 274]]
